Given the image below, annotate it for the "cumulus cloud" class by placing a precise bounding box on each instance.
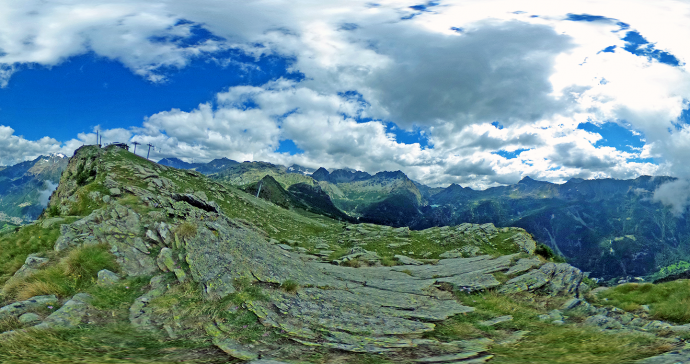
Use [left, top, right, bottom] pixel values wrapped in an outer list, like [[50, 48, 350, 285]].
[[38, 181, 58, 208], [653, 179, 690, 216], [1, 0, 690, 190], [0, 1, 228, 85]]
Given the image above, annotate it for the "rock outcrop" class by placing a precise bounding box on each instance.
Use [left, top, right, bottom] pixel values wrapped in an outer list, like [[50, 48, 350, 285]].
[[16, 145, 596, 362]]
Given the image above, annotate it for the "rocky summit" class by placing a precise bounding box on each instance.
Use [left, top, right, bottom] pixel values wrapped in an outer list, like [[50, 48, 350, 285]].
[[0, 145, 689, 363]]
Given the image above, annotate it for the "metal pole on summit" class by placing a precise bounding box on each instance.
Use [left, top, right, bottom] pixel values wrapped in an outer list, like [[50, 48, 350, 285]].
[[132, 141, 140, 155], [146, 143, 154, 159]]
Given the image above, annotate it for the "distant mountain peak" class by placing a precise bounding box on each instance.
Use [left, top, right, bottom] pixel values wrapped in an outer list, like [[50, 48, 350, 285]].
[[518, 176, 544, 184], [287, 164, 316, 175]]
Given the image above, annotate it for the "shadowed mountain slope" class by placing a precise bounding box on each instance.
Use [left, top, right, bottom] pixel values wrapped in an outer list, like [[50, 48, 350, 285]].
[[0, 154, 68, 224], [0, 145, 685, 363]]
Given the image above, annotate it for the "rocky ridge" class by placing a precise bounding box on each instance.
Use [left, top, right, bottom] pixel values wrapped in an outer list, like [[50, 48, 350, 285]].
[[0, 145, 683, 363]]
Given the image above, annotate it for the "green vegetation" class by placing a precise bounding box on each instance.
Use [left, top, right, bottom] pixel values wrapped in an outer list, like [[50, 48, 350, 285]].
[[175, 222, 198, 240], [595, 280, 690, 323], [88, 276, 150, 310], [0, 324, 229, 364], [535, 243, 567, 263], [2, 244, 118, 301], [149, 278, 276, 344], [0, 218, 78, 285], [653, 261, 690, 280], [280, 279, 299, 293], [427, 291, 670, 364]]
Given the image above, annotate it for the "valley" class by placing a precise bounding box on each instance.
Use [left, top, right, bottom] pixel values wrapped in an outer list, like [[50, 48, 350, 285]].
[[0, 145, 688, 363]]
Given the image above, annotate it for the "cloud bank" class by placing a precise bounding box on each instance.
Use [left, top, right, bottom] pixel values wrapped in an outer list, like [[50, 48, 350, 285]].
[[0, 0, 688, 191]]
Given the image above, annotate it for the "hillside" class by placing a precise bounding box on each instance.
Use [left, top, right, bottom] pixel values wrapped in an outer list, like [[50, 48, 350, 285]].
[[423, 176, 684, 280], [212, 163, 428, 226], [1, 145, 687, 363], [0, 154, 68, 224], [206, 158, 690, 280]]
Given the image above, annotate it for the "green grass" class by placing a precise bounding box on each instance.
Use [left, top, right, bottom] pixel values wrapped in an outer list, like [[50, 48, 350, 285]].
[[425, 291, 671, 364], [0, 324, 231, 364], [280, 279, 300, 293], [149, 278, 274, 344], [88, 276, 151, 310], [0, 218, 79, 285], [595, 280, 690, 323], [2, 244, 118, 302]]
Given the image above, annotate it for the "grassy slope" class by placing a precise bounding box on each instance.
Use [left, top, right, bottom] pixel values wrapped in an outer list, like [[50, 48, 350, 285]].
[[0, 147, 677, 363], [594, 280, 690, 324]]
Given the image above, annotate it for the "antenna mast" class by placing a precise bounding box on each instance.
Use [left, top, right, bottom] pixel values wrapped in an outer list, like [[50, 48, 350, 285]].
[[146, 143, 155, 160], [132, 141, 140, 155]]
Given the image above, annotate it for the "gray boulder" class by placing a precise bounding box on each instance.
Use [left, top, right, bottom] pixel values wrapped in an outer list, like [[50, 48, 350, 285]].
[[0, 295, 58, 320], [584, 314, 623, 330], [12, 254, 49, 278], [35, 293, 93, 329], [130, 275, 168, 330], [18, 313, 41, 325], [499, 262, 585, 297], [97, 269, 121, 286], [53, 203, 157, 276], [156, 248, 176, 272], [394, 255, 423, 265]]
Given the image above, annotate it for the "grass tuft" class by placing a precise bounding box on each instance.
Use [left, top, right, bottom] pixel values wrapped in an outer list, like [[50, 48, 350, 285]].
[[175, 222, 198, 240], [280, 279, 299, 293]]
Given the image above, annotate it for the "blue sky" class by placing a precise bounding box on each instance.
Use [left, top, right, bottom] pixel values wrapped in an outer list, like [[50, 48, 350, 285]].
[[0, 0, 688, 190]]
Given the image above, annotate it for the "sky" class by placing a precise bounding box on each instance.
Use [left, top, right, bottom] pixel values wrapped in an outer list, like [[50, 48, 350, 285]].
[[1, 1, 690, 197]]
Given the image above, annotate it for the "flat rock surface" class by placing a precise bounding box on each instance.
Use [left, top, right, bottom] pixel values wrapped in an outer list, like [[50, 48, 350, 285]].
[[35, 293, 92, 329], [638, 349, 690, 364], [0, 295, 58, 320]]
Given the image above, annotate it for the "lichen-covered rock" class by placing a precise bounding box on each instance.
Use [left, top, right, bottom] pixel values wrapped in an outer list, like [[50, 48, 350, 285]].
[[97, 269, 121, 286], [499, 262, 585, 297], [584, 314, 623, 330], [508, 230, 537, 254], [506, 257, 542, 275], [0, 295, 58, 320], [12, 254, 49, 278], [638, 349, 690, 364], [204, 322, 258, 360], [53, 203, 157, 276], [478, 315, 513, 326], [156, 248, 175, 272], [394, 254, 423, 265], [18, 313, 41, 325], [130, 275, 168, 330], [35, 293, 93, 329], [391, 255, 514, 280]]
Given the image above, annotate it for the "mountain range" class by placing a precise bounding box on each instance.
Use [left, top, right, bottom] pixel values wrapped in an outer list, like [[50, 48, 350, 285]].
[[190, 159, 687, 280], [0, 154, 688, 280], [3, 144, 681, 364], [0, 154, 68, 226]]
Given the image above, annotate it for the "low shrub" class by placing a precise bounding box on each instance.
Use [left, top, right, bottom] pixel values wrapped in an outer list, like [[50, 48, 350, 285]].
[[535, 244, 566, 263]]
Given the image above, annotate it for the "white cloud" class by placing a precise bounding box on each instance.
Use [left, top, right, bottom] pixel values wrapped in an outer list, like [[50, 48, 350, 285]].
[[1, 0, 690, 190]]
